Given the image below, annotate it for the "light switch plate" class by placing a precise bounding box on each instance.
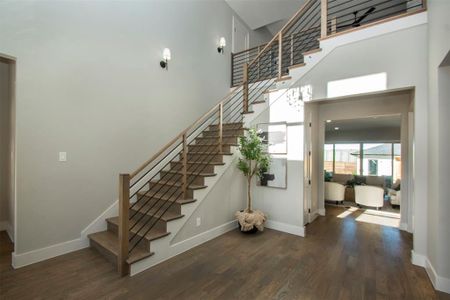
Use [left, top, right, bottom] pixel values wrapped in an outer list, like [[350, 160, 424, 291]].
[[59, 152, 67, 162]]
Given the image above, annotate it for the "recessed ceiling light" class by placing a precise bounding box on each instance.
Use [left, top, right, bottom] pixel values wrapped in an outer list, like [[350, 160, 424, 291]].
[[334, 127, 340, 130], [326, 120, 332, 123]]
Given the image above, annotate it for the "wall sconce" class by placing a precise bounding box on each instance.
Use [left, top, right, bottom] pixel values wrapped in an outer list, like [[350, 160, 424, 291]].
[[160, 48, 171, 70], [217, 37, 226, 54]]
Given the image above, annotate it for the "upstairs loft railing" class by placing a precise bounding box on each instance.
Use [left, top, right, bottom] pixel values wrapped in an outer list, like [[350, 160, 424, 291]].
[[232, 0, 427, 87], [117, 0, 427, 275]]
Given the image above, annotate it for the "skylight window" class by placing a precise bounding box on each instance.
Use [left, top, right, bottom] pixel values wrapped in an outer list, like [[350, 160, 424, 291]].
[[327, 73, 387, 98]]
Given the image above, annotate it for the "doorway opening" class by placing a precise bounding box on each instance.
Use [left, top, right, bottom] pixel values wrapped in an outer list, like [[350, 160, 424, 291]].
[[304, 89, 414, 230], [0, 54, 16, 263]]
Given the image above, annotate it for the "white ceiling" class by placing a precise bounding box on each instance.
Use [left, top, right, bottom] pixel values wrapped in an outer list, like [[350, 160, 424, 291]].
[[325, 115, 401, 132], [225, 0, 305, 30]]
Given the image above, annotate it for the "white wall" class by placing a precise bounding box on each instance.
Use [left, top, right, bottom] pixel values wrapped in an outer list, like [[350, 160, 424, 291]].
[[427, 0, 450, 288], [0, 61, 12, 233], [249, 91, 306, 236], [0, 0, 260, 255]]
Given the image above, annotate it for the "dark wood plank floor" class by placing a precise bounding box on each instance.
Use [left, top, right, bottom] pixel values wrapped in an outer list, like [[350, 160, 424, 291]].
[[1, 205, 448, 299]]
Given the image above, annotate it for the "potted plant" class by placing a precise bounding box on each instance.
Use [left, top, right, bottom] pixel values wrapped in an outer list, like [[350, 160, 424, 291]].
[[235, 128, 270, 233]]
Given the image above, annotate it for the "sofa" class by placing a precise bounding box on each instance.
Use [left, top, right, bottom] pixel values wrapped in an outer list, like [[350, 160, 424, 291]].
[[325, 182, 346, 203], [355, 185, 384, 209]]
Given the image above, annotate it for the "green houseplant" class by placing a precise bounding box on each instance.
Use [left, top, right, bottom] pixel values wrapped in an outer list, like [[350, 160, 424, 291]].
[[235, 128, 270, 232]]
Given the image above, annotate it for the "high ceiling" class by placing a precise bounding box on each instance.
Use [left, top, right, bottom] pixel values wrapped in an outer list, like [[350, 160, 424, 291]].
[[325, 115, 401, 132], [225, 0, 306, 31]]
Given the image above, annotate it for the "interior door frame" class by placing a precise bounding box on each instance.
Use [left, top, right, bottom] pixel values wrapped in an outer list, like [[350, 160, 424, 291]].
[[232, 15, 250, 53], [0, 53, 17, 248]]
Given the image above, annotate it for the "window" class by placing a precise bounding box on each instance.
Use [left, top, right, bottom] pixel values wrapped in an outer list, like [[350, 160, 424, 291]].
[[362, 143, 393, 177], [334, 144, 360, 175], [325, 142, 401, 180], [327, 73, 387, 98], [324, 144, 334, 172]]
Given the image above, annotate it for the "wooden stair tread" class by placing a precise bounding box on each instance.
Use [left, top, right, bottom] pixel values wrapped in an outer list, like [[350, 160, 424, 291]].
[[128, 204, 184, 221], [163, 169, 216, 177], [191, 142, 238, 146], [172, 160, 225, 166], [302, 48, 322, 56], [241, 111, 254, 115], [107, 217, 172, 240], [206, 127, 245, 133], [197, 135, 239, 139], [251, 100, 266, 104], [88, 231, 154, 264], [150, 179, 207, 190], [136, 191, 197, 204], [184, 151, 233, 156]]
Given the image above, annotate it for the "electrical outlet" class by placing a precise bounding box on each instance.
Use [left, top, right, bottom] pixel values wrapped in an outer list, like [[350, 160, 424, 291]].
[[59, 152, 67, 162], [196, 217, 201, 227]]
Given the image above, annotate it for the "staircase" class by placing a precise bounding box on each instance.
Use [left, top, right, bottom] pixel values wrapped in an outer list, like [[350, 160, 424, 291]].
[[87, 0, 427, 276], [88, 122, 245, 270]]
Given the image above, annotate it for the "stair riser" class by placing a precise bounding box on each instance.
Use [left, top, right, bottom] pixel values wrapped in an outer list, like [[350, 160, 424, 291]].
[[170, 162, 215, 173], [133, 197, 182, 215], [188, 144, 231, 152], [202, 128, 244, 137], [148, 182, 194, 199], [160, 171, 205, 186], [209, 123, 242, 130], [195, 136, 238, 145], [182, 153, 224, 163], [107, 222, 150, 250], [89, 239, 118, 267]]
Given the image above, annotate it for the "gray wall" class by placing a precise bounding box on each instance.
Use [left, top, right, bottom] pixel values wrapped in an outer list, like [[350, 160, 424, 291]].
[[173, 157, 246, 243], [0, 0, 258, 254], [325, 127, 401, 143], [427, 0, 450, 281], [0, 62, 11, 228]]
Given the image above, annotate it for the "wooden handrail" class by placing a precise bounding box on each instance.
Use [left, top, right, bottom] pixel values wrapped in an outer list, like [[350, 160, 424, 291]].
[[247, 0, 316, 69], [130, 85, 240, 179]]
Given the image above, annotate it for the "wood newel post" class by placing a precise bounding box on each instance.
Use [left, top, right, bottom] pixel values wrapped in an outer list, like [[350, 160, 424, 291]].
[[219, 103, 223, 153], [243, 63, 249, 113], [181, 133, 188, 198], [257, 46, 261, 80], [118, 173, 130, 276], [321, 0, 328, 38], [278, 32, 283, 79]]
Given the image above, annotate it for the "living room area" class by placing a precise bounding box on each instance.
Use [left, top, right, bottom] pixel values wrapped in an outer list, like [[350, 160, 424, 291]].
[[324, 115, 402, 212], [304, 88, 413, 230]]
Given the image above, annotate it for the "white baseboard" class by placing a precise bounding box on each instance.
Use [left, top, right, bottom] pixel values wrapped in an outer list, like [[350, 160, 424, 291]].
[[411, 250, 450, 294], [12, 237, 89, 268], [130, 220, 238, 275], [265, 220, 305, 237], [0, 221, 14, 242], [318, 208, 326, 216], [411, 250, 426, 267], [425, 257, 450, 294], [399, 222, 408, 231]]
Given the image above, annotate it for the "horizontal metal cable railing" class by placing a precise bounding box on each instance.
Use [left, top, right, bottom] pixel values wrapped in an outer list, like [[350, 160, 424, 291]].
[[232, 0, 426, 87]]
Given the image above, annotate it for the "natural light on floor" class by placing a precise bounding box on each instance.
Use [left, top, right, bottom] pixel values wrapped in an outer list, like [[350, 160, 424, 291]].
[[336, 206, 400, 228], [327, 72, 387, 98]]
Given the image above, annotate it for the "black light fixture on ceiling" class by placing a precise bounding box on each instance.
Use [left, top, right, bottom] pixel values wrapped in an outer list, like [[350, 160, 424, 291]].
[[217, 37, 226, 54], [160, 48, 171, 70]]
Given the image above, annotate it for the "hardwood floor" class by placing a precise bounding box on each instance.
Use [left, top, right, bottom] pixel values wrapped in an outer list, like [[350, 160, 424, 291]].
[[1, 206, 448, 299]]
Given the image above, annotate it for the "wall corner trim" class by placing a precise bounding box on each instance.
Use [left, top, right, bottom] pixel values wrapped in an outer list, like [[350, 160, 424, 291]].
[[265, 220, 305, 237]]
